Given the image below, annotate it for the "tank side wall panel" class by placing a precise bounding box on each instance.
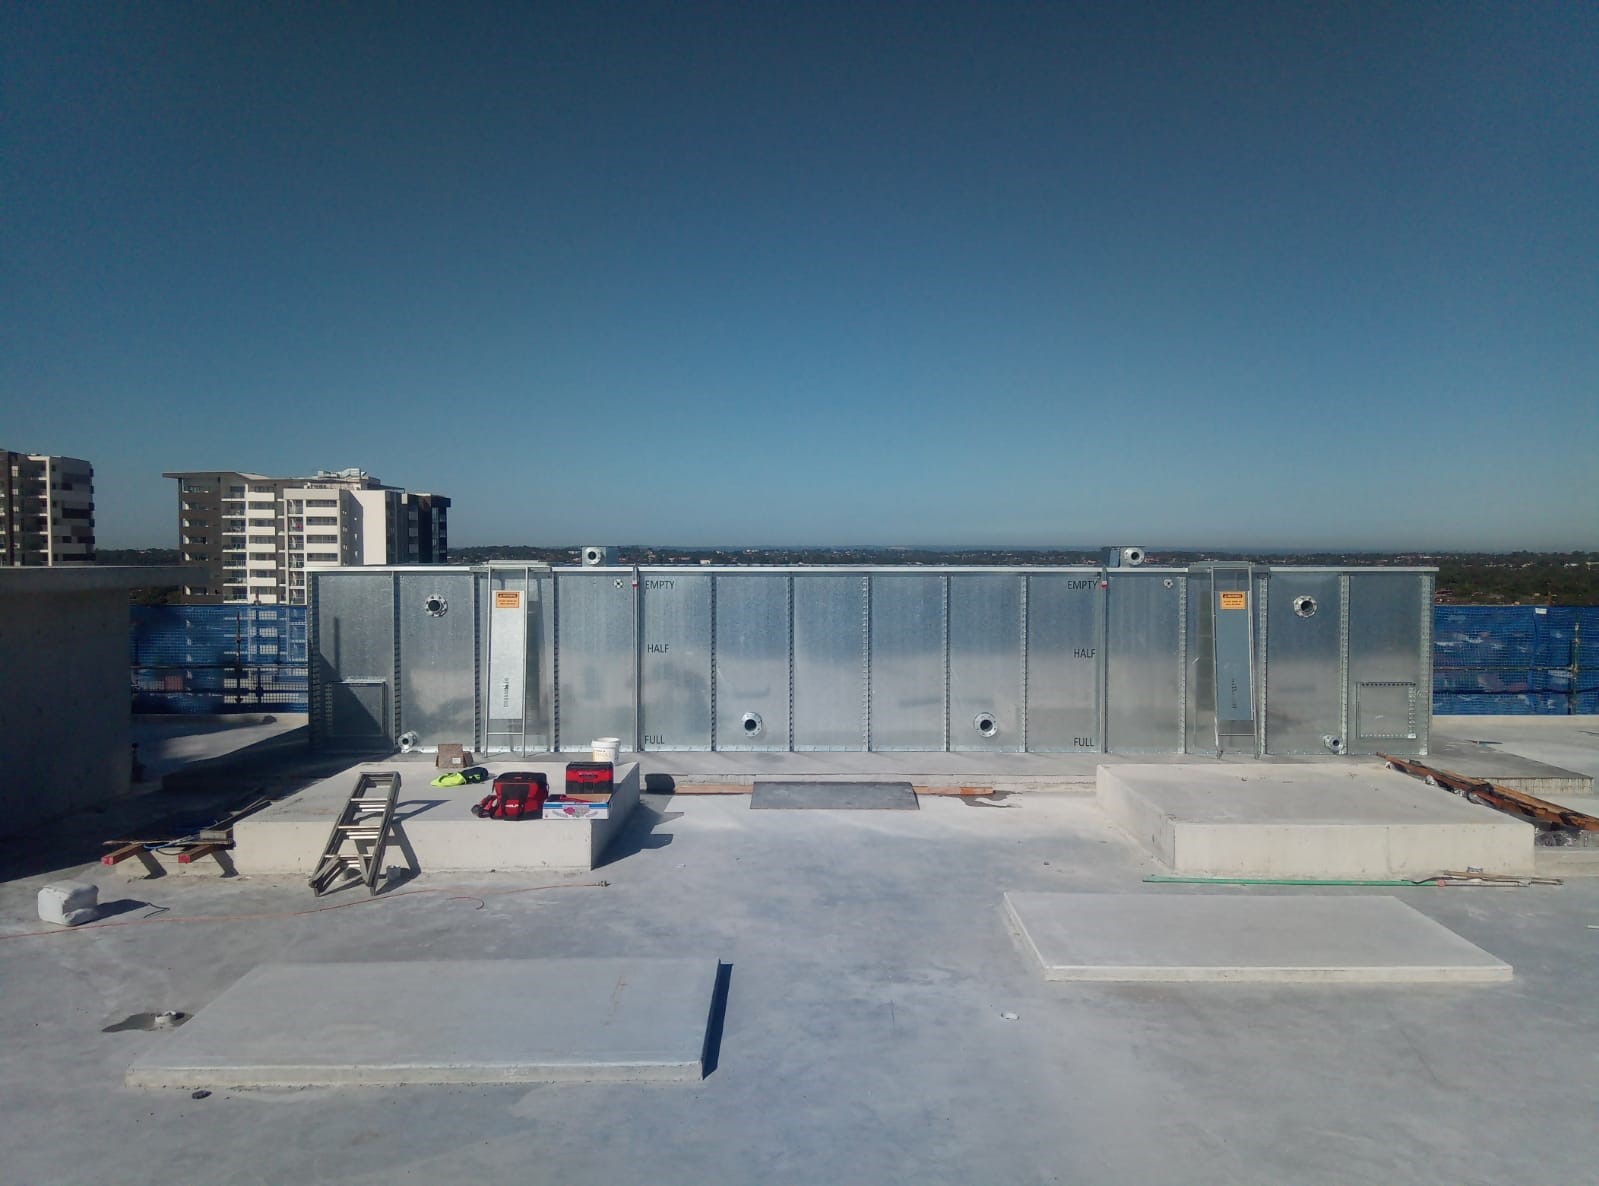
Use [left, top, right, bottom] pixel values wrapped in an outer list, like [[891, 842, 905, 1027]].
[[1025, 574, 1104, 752], [792, 575, 866, 750], [870, 574, 946, 750], [714, 574, 790, 750], [1264, 571, 1344, 754], [948, 574, 1023, 751], [1105, 573, 1183, 753], [396, 571, 480, 747], [555, 571, 636, 752], [1346, 572, 1429, 754], [313, 571, 397, 746]]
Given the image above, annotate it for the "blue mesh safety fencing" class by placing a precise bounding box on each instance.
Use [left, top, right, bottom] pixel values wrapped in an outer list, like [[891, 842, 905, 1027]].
[[130, 605, 309, 713], [1433, 606, 1598, 715]]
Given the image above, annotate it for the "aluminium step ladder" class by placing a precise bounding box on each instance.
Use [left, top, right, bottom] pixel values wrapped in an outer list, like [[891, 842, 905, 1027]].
[[308, 771, 401, 896]]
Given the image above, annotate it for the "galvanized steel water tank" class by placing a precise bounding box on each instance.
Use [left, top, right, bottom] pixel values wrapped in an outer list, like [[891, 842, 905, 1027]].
[[309, 563, 1434, 758]]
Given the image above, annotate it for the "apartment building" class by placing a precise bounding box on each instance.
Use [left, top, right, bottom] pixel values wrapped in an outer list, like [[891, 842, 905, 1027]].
[[164, 468, 449, 603], [1, 451, 95, 565]]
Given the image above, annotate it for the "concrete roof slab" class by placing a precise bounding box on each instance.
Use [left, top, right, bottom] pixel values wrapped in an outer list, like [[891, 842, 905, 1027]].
[[126, 958, 721, 1088], [1005, 892, 1513, 983]]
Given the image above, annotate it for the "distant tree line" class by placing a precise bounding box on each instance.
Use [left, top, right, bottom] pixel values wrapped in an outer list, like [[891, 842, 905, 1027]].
[[451, 546, 1599, 605], [1431, 553, 1598, 606], [96, 548, 183, 605]]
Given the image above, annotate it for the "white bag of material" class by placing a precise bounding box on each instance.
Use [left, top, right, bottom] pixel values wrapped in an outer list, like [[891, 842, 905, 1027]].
[[38, 880, 99, 926]]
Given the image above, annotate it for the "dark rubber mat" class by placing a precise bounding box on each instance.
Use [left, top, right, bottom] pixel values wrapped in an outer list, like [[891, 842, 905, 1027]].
[[750, 781, 919, 810]]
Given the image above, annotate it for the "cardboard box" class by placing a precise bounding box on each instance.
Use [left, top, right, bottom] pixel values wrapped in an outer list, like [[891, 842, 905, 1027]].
[[540, 797, 610, 820], [436, 743, 470, 769]]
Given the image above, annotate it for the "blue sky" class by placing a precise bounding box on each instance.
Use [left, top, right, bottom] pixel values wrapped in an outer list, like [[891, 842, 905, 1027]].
[[3, 1, 1595, 550]]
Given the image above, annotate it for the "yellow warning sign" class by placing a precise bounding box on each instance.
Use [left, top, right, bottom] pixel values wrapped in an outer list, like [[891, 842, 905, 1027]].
[[493, 591, 522, 610], [1218, 591, 1248, 611]]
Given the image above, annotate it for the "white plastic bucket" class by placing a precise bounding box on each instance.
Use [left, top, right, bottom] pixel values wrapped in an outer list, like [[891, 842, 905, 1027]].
[[591, 737, 621, 763]]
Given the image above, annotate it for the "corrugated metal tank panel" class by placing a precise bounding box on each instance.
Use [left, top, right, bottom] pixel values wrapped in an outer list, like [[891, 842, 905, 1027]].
[[554, 570, 635, 752], [792, 574, 865, 750], [1023, 573, 1103, 752], [395, 570, 478, 749], [1346, 570, 1433, 755], [1262, 570, 1344, 755], [640, 572, 712, 750], [948, 573, 1023, 752], [311, 571, 396, 748], [713, 573, 790, 750], [869, 573, 945, 750], [1104, 571, 1185, 753]]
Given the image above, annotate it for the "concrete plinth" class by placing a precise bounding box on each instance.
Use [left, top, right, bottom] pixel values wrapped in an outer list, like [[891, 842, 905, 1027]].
[[1004, 892, 1512, 983], [126, 958, 720, 1088], [1098, 764, 1534, 879], [231, 761, 640, 874]]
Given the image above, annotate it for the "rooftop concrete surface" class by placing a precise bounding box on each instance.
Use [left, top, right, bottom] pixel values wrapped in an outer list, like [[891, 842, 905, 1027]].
[[2, 718, 1599, 1184], [131, 713, 309, 784], [1432, 714, 1599, 783]]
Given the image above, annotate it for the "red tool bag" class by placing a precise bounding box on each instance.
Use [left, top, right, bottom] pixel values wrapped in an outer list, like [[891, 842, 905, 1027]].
[[565, 761, 614, 795], [471, 772, 549, 820]]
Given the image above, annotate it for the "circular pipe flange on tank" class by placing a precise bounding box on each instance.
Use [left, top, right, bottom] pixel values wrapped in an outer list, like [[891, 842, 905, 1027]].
[[1293, 595, 1318, 618], [973, 712, 999, 738], [423, 594, 448, 617], [741, 712, 764, 738], [398, 730, 420, 753]]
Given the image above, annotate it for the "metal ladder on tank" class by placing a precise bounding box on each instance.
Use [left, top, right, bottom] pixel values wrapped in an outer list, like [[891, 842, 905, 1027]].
[[1209, 564, 1259, 756], [308, 771, 401, 896]]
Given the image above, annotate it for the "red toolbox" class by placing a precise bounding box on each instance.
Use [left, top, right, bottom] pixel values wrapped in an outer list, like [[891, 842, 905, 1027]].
[[565, 761, 614, 798]]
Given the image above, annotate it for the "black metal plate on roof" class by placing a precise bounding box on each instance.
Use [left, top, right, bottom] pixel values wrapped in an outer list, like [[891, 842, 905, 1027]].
[[750, 781, 919, 810]]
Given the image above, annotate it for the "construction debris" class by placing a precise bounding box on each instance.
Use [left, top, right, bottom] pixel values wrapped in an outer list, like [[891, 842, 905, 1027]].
[[1145, 872, 1562, 888], [655, 783, 998, 797], [1381, 754, 1599, 847], [101, 797, 273, 871], [38, 881, 99, 925]]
